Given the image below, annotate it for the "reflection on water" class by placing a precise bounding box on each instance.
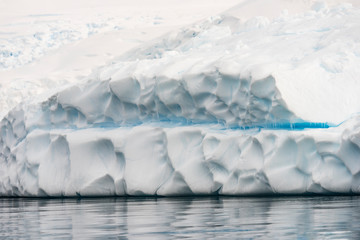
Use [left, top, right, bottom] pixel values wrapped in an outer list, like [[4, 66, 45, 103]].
[[1, 196, 360, 239]]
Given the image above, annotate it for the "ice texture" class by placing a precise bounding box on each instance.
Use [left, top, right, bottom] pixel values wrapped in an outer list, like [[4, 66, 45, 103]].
[[2, 115, 360, 196], [1, 2, 360, 196]]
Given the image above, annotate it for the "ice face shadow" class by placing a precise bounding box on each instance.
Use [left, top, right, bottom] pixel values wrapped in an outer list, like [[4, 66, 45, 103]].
[[1, 196, 360, 239]]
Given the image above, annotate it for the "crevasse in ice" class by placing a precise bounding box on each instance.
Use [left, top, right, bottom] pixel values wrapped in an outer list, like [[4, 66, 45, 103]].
[[1, 3, 360, 196]]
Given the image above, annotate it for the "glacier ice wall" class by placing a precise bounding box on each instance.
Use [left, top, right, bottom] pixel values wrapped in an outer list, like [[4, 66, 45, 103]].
[[2, 117, 360, 197], [1, 3, 360, 196]]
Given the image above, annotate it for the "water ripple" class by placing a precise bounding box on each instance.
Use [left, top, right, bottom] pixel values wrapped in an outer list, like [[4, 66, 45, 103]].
[[0, 196, 360, 239]]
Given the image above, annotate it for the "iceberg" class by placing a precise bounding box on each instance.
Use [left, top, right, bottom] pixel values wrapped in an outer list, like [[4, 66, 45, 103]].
[[1, 1, 360, 196]]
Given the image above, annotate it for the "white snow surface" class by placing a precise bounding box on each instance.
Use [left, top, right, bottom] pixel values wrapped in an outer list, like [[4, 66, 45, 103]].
[[1, 0, 360, 196], [0, 0, 238, 117]]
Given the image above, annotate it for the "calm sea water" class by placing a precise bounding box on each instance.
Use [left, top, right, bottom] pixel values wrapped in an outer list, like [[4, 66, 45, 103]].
[[0, 196, 360, 239]]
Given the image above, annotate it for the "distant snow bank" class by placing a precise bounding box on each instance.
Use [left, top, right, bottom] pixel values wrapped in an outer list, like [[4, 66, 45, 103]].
[[0, 0, 239, 118], [0, 0, 238, 71], [1, 1, 360, 196]]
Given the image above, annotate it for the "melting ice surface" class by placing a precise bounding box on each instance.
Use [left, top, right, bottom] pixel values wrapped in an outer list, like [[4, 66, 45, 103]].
[[1, 1, 360, 196]]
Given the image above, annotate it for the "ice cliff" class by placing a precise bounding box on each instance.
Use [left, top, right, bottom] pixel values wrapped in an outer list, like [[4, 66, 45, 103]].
[[1, 2, 360, 196]]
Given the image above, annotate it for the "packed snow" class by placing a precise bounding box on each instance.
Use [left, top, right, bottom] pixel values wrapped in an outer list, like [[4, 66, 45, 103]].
[[0, 0, 237, 117], [1, 0, 360, 196]]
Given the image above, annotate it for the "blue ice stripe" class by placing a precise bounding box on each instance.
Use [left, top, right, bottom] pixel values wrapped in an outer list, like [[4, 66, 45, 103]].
[[90, 120, 332, 130], [229, 122, 331, 130]]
